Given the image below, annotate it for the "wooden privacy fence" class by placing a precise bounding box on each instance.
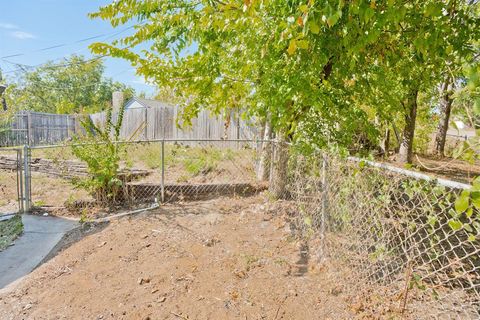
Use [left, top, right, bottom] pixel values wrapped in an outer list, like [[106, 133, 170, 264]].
[[0, 111, 81, 147], [0, 105, 259, 147], [89, 104, 259, 141]]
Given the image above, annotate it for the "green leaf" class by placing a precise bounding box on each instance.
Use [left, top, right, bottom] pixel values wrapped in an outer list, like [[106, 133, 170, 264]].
[[424, 3, 443, 17], [455, 190, 470, 214], [287, 39, 297, 55], [427, 215, 438, 227], [326, 11, 341, 27], [299, 4, 309, 13], [466, 207, 474, 219], [471, 191, 480, 210], [297, 39, 309, 50], [472, 177, 480, 191], [448, 220, 463, 231], [310, 21, 320, 34], [363, 7, 374, 23], [464, 223, 473, 233]]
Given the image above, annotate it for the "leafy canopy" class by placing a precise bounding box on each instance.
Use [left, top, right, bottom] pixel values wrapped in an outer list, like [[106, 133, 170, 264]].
[[5, 54, 134, 114], [90, 0, 479, 149]]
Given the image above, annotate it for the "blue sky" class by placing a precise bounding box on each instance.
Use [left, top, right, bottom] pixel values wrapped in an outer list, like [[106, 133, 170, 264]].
[[0, 0, 156, 96]]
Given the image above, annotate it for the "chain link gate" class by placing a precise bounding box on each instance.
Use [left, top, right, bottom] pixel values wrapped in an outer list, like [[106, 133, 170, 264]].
[[0, 147, 24, 216]]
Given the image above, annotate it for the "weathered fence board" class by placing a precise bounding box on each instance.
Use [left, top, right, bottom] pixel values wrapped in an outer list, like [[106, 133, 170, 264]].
[[0, 111, 81, 147], [90, 104, 259, 141], [0, 104, 259, 147]]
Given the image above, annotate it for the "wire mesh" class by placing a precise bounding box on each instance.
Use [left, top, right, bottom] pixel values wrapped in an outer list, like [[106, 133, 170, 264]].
[[0, 148, 23, 215], [284, 150, 479, 319], [158, 140, 263, 203], [27, 139, 266, 218], [23, 138, 480, 318]]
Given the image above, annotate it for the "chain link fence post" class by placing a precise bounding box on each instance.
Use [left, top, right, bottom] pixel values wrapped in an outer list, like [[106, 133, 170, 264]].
[[161, 139, 165, 203], [23, 144, 31, 212], [318, 152, 328, 262], [16, 149, 24, 213]]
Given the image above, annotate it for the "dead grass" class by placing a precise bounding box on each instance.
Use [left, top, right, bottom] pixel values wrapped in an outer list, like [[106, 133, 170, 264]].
[[31, 143, 257, 185], [0, 170, 20, 214], [31, 172, 93, 208]]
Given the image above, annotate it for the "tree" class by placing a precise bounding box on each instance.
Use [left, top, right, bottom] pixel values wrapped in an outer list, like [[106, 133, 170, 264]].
[[434, 78, 455, 156], [6, 55, 134, 114], [89, 1, 479, 178]]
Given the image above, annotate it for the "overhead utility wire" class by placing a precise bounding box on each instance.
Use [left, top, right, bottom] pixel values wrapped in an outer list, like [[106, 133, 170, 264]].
[[0, 24, 138, 59], [1, 22, 145, 74]]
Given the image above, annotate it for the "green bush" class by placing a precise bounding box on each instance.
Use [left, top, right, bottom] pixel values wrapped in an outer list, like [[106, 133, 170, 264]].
[[71, 106, 125, 204]]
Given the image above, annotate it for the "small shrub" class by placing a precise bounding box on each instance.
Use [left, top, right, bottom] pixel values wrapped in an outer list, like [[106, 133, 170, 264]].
[[71, 106, 125, 204]]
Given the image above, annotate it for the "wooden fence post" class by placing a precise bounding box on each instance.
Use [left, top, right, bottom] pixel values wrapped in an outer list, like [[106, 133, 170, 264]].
[[66, 115, 70, 139], [144, 107, 148, 140]]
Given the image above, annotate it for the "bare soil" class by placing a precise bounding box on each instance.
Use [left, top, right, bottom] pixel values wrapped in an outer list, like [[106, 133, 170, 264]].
[[386, 154, 480, 185], [0, 170, 20, 214], [0, 196, 352, 320]]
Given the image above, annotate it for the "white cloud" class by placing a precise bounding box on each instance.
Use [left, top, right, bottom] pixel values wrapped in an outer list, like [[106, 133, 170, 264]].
[[0, 23, 18, 30], [10, 31, 36, 40]]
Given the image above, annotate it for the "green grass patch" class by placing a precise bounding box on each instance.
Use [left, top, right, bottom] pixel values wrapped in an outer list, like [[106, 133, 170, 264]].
[[126, 143, 247, 177], [182, 148, 222, 176], [0, 215, 24, 251]]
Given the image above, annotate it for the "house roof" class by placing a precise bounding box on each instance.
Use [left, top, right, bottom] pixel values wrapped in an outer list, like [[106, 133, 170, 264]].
[[125, 97, 174, 109]]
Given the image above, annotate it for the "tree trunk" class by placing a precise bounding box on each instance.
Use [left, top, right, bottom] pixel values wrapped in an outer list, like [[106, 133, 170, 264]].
[[270, 132, 289, 199], [257, 116, 272, 181], [398, 89, 419, 164], [380, 126, 390, 156], [434, 79, 454, 157]]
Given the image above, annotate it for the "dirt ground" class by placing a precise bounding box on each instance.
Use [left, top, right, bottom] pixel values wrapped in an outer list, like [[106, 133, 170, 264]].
[[0, 196, 352, 320], [412, 154, 480, 184], [386, 154, 480, 184]]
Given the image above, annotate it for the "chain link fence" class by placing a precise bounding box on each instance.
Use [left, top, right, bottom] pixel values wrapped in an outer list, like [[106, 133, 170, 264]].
[[5, 138, 479, 318], [285, 149, 479, 319], [25, 139, 267, 218], [0, 148, 24, 216]]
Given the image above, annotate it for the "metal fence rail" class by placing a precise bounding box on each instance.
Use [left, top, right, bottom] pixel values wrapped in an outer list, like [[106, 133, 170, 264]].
[[24, 139, 267, 215], [286, 151, 479, 319], [5, 138, 479, 318]]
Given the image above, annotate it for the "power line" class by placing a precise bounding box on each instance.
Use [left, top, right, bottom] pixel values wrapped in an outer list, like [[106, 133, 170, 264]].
[[1, 22, 146, 75], [0, 24, 138, 60], [2, 55, 108, 74], [4, 67, 136, 91]]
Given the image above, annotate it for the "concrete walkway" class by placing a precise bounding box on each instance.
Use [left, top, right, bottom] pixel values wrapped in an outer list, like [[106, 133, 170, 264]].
[[0, 214, 78, 289]]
